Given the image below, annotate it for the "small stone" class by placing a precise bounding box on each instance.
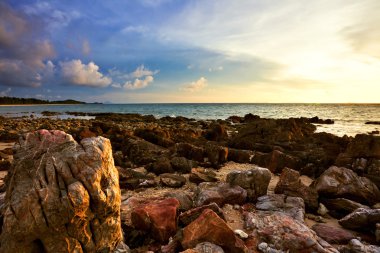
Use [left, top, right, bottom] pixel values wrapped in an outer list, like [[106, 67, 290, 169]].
[[234, 229, 248, 239], [317, 203, 328, 216]]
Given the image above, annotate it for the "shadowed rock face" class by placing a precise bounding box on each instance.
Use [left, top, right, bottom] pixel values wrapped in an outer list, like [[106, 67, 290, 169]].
[[0, 130, 122, 253]]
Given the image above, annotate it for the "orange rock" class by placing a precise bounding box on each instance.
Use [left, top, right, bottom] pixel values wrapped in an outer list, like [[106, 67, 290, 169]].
[[181, 209, 248, 253]]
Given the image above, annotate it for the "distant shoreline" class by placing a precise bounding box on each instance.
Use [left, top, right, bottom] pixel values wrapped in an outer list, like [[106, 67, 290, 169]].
[[0, 104, 81, 107]]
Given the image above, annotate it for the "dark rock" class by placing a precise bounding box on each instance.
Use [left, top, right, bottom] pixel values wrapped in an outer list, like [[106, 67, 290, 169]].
[[171, 156, 195, 173], [227, 148, 252, 163], [134, 127, 174, 148], [312, 166, 380, 205], [179, 202, 225, 226], [118, 166, 156, 189], [274, 167, 319, 211], [256, 194, 305, 221], [149, 157, 174, 175], [339, 208, 380, 232], [181, 209, 248, 253], [226, 167, 271, 201], [176, 143, 204, 162], [205, 145, 228, 168], [189, 168, 218, 184], [164, 191, 193, 212], [160, 173, 186, 188], [0, 130, 122, 252], [312, 223, 355, 244], [123, 137, 170, 166], [194, 182, 247, 207], [322, 198, 370, 218], [204, 123, 228, 142]]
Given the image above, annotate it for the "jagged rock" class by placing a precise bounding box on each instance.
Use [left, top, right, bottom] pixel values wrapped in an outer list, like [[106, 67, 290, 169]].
[[256, 194, 305, 221], [179, 202, 225, 226], [312, 224, 355, 244], [376, 223, 380, 243], [337, 239, 380, 253], [312, 166, 380, 206], [339, 208, 380, 231], [189, 168, 218, 184], [274, 167, 319, 211], [322, 198, 370, 218], [160, 173, 186, 188], [194, 182, 247, 207], [181, 209, 248, 253], [130, 198, 179, 243], [0, 130, 122, 253], [244, 211, 339, 253], [226, 167, 271, 202], [344, 134, 380, 159]]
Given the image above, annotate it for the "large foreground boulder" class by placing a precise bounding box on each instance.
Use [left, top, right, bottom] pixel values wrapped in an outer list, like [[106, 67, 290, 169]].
[[0, 130, 122, 253]]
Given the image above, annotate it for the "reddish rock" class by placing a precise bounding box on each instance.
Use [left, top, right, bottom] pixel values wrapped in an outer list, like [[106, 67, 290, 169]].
[[312, 166, 380, 205], [179, 202, 225, 226], [131, 198, 179, 242], [274, 167, 319, 211], [312, 224, 355, 244], [181, 209, 248, 253]]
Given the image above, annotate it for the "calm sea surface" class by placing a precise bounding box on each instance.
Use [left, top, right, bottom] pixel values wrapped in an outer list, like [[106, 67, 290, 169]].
[[0, 103, 379, 137]]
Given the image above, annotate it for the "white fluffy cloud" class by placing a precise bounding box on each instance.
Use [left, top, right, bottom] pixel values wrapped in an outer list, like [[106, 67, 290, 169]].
[[59, 60, 112, 87], [124, 75, 154, 90], [183, 77, 207, 92], [109, 65, 158, 90], [130, 65, 159, 78]]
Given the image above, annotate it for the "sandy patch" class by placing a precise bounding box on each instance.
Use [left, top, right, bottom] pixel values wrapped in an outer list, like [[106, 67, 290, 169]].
[[0, 142, 14, 151]]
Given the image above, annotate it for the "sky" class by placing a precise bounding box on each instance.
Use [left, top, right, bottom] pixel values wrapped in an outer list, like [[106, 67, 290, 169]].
[[0, 0, 379, 103]]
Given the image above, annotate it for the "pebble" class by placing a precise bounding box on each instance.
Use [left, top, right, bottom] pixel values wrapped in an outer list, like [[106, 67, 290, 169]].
[[234, 229, 248, 239]]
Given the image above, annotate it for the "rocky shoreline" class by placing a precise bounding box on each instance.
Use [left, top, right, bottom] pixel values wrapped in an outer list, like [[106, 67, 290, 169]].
[[0, 112, 379, 252]]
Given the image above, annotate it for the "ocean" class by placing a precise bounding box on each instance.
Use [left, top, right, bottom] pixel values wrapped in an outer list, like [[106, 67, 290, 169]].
[[1, 103, 379, 137]]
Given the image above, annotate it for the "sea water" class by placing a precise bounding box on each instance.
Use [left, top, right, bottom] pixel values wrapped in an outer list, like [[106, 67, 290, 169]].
[[0, 103, 379, 137]]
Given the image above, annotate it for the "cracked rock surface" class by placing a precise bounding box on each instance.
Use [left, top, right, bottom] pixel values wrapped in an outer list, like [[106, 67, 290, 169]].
[[0, 129, 122, 253]]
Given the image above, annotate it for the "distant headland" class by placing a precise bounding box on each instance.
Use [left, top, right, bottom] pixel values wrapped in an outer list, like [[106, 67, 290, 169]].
[[0, 96, 88, 105]]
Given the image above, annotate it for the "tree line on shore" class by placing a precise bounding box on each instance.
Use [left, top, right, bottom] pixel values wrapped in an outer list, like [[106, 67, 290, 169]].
[[0, 96, 85, 105]]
